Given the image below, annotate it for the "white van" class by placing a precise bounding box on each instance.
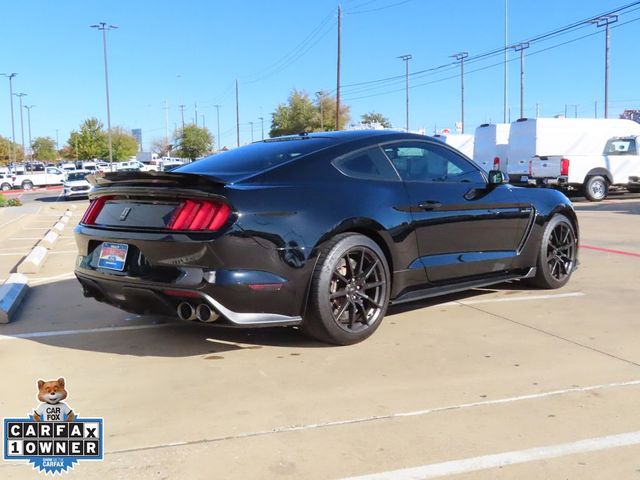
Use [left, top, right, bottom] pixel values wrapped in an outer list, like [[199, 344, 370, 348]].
[[472, 123, 510, 172]]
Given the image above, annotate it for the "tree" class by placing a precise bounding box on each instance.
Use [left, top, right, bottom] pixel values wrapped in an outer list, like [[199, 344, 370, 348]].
[[67, 118, 108, 160], [31, 137, 58, 162], [0, 136, 25, 164], [361, 112, 392, 128], [269, 89, 350, 137], [174, 124, 213, 161], [110, 128, 139, 161], [151, 137, 173, 157]]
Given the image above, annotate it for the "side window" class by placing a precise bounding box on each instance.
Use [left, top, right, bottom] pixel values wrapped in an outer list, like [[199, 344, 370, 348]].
[[332, 146, 400, 181], [605, 138, 637, 155], [46, 167, 59, 175], [382, 142, 481, 182]]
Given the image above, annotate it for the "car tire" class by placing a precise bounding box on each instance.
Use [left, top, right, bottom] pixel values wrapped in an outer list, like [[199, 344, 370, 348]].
[[583, 175, 608, 202], [525, 214, 577, 290], [21, 180, 33, 191], [302, 233, 391, 345], [1, 183, 11, 191]]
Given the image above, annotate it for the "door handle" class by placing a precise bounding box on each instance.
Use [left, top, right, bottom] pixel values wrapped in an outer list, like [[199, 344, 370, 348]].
[[418, 200, 442, 210]]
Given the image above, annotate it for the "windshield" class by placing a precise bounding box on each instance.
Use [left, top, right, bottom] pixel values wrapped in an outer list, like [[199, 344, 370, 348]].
[[175, 137, 336, 181], [66, 172, 89, 181]]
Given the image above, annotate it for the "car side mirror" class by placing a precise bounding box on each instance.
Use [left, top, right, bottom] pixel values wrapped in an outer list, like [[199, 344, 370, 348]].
[[487, 170, 508, 186]]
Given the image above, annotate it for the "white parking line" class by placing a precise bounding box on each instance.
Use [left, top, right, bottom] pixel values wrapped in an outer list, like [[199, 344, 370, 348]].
[[0, 323, 182, 340], [0, 214, 26, 229], [440, 292, 585, 307], [103, 379, 640, 456], [30, 272, 76, 285], [340, 431, 640, 480]]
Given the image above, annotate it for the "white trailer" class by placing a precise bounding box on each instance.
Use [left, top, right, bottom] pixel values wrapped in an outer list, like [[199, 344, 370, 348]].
[[432, 134, 475, 159], [472, 123, 510, 172]]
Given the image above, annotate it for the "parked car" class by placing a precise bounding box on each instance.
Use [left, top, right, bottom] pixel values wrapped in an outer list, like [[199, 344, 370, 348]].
[[13, 166, 66, 190], [116, 160, 147, 171], [60, 162, 77, 172], [74, 130, 579, 345], [63, 170, 92, 200], [0, 173, 14, 191]]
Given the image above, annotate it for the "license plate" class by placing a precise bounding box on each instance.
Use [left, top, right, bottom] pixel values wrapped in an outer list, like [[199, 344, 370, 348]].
[[97, 242, 129, 271], [520, 175, 528, 182]]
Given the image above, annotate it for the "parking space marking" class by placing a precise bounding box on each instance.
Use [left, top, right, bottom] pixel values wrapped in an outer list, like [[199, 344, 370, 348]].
[[440, 291, 585, 307], [103, 379, 640, 456], [581, 244, 640, 258], [340, 431, 640, 480], [0, 323, 183, 340], [0, 214, 26, 229], [30, 272, 76, 285]]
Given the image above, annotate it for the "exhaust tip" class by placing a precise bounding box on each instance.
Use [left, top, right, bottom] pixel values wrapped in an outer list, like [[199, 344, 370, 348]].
[[196, 304, 218, 323], [177, 302, 196, 321]]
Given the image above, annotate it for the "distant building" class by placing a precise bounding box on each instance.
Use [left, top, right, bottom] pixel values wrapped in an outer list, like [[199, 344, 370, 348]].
[[620, 110, 640, 124], [131, 128, 143, 151]]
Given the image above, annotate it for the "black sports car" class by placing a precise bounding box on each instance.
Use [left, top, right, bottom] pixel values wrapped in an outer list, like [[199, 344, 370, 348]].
[[74, 130, 578, 345]]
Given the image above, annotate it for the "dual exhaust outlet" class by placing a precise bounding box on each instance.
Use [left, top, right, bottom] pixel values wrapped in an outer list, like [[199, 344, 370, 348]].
[[177, 301, 219, 323]]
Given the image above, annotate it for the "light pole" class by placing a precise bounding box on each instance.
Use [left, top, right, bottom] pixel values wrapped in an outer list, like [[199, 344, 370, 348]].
[[503, 0, 509, 123], [179, 104, 186, 129], [249, 121, 255, 142], [592, 14, 618, 119], [213, 104, 222, 150], [1, 73, 17, 163], [91, 22, 118, 163], [194, 102, 198, 127], [200, 113, 205, 128], [398, 54, 412, 132], [450, 52, 468, 133], [316, 91, 325, 130], [24, 105, 35, 159], [14, 92, 27, 154], [258, 116, 264, 140], [162, 100, 170, 146], [511, 42, 530, 119]]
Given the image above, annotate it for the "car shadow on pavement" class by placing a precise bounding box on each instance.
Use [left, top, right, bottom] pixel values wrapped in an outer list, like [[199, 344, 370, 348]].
[[34, 195, 65, 203], [572, 199, 640, 216]]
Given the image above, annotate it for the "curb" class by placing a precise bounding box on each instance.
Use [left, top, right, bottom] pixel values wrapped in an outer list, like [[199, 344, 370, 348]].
[[38, 230, 60, 249], [0, 273, 29, 324], [17, 246, 48, 274]]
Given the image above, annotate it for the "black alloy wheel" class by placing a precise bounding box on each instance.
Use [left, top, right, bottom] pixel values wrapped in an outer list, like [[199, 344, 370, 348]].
[[304, 233, 390, 345]]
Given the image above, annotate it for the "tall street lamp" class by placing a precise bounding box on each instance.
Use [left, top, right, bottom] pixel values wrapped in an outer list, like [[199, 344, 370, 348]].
[[1, 73, 17, 163], [248, 121, 255, 143], [398, 54, 412, 132], [511, 42, 530, 119], [450, 52, 468, 133], [24, 105, 36, 159], [91, 22, 118, 162], [14, 92, 27, 154], [592, 14, 618, 119], [258, 116, 264, 140], [213, 104, 222, 151]]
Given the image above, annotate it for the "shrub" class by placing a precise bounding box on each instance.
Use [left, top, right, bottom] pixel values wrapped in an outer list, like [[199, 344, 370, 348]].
[[0, 194, 5, 207], [7, 198, 21, 207]]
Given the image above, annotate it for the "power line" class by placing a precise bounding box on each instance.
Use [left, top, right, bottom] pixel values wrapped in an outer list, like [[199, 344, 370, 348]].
[[344, 0, 418, 15]]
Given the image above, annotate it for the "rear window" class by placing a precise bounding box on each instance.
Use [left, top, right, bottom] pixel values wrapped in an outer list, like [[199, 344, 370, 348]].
[[175, 137, 336, 181], [605, 138, 637, 155]]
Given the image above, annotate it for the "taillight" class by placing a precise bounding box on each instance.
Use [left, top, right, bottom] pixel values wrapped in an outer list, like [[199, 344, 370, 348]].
[[560, 158, 570, 176], [80, 196, 110, 225], [493, 157, 500, 170], [529, 159, 533, 176], [167, 199, 231, 231]]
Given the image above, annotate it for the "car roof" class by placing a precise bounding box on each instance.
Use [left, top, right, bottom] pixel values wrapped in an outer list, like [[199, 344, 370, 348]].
[[260, 129, 432, 144]]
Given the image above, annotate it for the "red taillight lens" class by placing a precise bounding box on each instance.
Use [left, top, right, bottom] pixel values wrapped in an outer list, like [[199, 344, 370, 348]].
[[167, 199, 231, 231], [493, 157, 500, 169], [560, 158, 570, 176], [80, 196, 110, 225]]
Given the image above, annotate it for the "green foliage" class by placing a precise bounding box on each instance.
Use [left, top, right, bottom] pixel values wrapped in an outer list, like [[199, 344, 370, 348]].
[[67, 118, 108, 160], [110, 128, 139, 162], [7, 198, 21, 207], [31, 136, 58, 161], [174, 124, 213, 161], [269, 89, 350, 137], [0, 194, 4, 207], [0, 135, 25, 164], [361, 112, 392, 128]]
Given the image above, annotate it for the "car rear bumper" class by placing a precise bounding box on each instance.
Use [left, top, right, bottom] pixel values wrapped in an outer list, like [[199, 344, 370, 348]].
[[73, 224, 314, 326], [527, 176, 568, 187]]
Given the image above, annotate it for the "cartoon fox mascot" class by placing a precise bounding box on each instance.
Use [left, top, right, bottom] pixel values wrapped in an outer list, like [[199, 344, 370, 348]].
[[33, 377, 75, 422]]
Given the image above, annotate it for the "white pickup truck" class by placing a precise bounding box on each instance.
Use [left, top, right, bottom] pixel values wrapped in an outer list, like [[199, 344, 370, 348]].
[[12, 167, 66, 190], [529, 135, 640, 201]]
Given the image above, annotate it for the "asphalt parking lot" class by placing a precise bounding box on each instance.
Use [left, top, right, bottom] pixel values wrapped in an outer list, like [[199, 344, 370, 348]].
[[1, 189, 639, 479]]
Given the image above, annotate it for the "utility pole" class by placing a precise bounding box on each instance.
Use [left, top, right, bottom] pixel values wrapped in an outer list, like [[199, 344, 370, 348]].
[[512, 42, 530, 119], [258, 116, 264, 140], [194, 102, 198, 127], [316, 91, 325, 130], [213, 104, 222, 150], [335, 5, 341, 131], [14, 92, 27, 155], [249, 121, 255, 142], [398, 54, 412, 132], [162, 100, 170, 145], [200, 113, 205, 128], [503, 0, 508, 123], [179, 104, 186, 129], [24, 105, 35, 159], [450, 52, 468, 133], [594, 100, 598, 118], [592, 14, 618, 119], [535, 103, 540, 118], [1, 73, 17, 163], [235, 79, 240, 147], [91, 22, 117, 163]]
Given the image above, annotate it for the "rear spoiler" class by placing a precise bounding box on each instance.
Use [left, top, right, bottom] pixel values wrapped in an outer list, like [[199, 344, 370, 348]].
[[87, 170, 228, 189]]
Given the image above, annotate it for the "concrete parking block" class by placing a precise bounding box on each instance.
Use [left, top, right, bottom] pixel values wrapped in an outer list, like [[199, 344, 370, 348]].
[[53, 221, 65, 232], [38, 230, 59, 249], [64, 210, 73, 218], [17, 246, 48, 274], [0, 273, 29, 323], [60, 215, 70, 224]]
